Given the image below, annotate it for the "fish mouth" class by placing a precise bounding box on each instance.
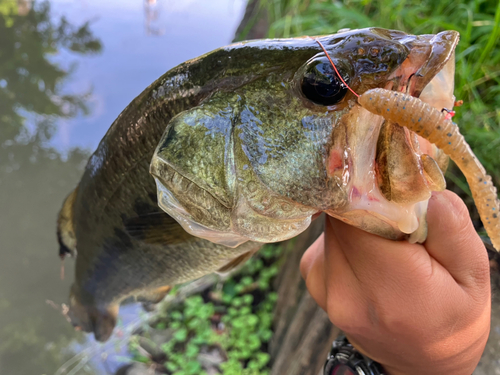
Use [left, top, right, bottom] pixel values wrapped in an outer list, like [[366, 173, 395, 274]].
[[388, 30, 459, 109], [327, 31, 459, 242]]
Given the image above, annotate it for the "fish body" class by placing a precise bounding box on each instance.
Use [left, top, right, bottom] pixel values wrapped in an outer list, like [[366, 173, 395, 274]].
[[58, 28, 458, 341]]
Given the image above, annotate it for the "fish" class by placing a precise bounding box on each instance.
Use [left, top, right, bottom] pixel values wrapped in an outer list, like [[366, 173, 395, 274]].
[[57, 28, 459, 341]]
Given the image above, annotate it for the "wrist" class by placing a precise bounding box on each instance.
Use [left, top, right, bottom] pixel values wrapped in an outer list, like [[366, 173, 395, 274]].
[[343, 301, 489, 375], [324, 334, 386, 375], [342, 326, 488, 375]]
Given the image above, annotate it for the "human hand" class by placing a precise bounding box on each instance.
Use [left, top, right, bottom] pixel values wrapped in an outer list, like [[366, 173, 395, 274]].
[[300, 190, 491, 375]]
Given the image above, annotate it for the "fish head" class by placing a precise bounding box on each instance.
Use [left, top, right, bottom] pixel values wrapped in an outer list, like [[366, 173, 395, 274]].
[[151, 27, 459, 245]]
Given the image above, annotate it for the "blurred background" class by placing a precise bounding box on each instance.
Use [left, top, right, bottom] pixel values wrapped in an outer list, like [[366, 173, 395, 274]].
[[0, 0, 499, 374]]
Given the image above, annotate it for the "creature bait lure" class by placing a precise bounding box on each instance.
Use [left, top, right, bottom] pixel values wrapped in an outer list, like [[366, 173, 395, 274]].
[[358, 88, 500, 251]]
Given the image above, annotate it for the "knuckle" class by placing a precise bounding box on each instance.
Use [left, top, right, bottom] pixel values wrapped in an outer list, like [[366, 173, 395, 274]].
[[445, 190, 472, 232], [325, 284, 368, 334], [464, 246, 491, 295]]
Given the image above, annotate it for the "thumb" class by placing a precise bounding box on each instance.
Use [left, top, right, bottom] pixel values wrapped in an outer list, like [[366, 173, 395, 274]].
[[424, 190, 489, 289]]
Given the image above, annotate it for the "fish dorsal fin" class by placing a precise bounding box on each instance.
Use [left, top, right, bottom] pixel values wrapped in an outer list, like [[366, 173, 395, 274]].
[[124, 212, 195, 245], [57, 188, 78, 258]]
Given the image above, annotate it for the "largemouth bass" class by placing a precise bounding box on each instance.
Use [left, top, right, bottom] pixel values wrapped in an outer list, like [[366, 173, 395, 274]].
[[58, 28, 459, 341]]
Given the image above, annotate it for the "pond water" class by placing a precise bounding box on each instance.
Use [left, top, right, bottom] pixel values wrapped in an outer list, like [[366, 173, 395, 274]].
[[0, 0, 245, 374]]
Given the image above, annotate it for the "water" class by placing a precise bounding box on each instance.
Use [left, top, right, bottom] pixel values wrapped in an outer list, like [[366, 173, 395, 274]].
[[0, 0, 245, 374]]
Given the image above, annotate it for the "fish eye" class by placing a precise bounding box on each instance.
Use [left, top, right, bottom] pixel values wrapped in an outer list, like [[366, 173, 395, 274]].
[[301, 57, 350, 106]]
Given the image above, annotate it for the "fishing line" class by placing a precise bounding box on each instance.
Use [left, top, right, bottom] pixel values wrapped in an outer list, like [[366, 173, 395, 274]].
[[310, 37, 359, 98], [312, 36, 458, 120]]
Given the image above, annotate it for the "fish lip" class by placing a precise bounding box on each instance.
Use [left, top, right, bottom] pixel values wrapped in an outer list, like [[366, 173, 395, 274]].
[[410, 31, 460, 97], [387, 30, 459, 99]]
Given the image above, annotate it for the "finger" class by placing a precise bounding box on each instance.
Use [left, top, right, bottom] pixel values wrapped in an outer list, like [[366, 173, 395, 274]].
[[324, 217, 456, 336], [300, 236, 327, 311], [425, 190, 489, 288], [322, 218, 375, 329], [301, 223, 367, 321], [327, 215, 429, 291], [300, 232, 324, 280]]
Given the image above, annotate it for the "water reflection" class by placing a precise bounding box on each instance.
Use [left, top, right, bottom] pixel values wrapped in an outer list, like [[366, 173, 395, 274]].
[[144, 0, 164, 36], [0, 0, 101, 138], [0, 0, 245, 373], [0, 1, 101, 373], [0, 140, 88, 375]]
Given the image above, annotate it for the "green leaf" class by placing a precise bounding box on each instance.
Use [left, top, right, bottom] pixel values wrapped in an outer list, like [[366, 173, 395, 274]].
[[173, 328, 188, 342], [259, 329, 273, 342], [231, 297, 243, 307], [241, 276, 253, 286], [171, 311, 183, 321], [249, 334, 261, 348], [185, 342, 200, 358], [165, 361, 179, 372], [256, 352, 270, 368], [134, 354, 150, 364], [185, 361, 202, 374], [156, 322, 166, 330], [171, 321, 182, 329], [242, 294, 254, 305]]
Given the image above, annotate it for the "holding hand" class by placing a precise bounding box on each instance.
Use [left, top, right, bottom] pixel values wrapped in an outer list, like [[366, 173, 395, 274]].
[[300, 190, 491, 375]]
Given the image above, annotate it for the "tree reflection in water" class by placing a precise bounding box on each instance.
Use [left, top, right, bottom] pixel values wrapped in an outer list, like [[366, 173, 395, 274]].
[[0, 1, 101, 374], [0, 0, 101, 143]]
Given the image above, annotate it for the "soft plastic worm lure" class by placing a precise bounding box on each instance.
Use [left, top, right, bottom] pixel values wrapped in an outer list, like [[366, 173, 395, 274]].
[[359, 88, 500, 251]]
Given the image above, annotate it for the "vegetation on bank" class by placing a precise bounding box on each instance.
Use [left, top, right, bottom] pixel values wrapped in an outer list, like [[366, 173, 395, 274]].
[[128, 245, 284, 375]]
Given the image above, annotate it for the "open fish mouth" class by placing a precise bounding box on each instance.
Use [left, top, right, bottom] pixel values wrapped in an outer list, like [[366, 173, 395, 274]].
[[389, 30, 458, 110], [327, 30, 460, 242]]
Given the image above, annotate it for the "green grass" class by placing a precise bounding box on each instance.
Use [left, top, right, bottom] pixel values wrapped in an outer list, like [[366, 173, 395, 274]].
[[261, 0, 500, 188]]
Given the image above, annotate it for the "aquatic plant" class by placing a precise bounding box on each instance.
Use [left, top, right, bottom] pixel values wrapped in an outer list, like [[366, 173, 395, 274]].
[[128, 245, 282, 374]]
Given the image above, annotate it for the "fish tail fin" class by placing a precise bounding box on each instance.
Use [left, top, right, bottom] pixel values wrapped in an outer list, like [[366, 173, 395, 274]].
[[57, 188, 78, 258]]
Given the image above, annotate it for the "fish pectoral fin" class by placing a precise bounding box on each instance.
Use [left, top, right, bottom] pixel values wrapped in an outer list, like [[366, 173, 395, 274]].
[[138, 285, 172, 311], [124, 212, 194, 245], [216, 250, 257, 274], [137, 285, 172, 304]]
